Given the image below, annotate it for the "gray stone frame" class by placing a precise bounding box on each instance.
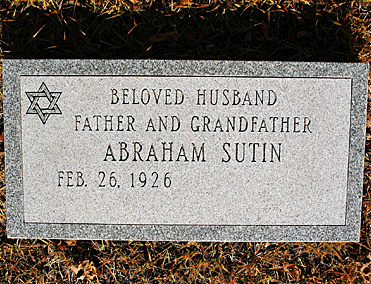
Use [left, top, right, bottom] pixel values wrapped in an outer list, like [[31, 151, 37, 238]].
[[3, 59, 368, 242]]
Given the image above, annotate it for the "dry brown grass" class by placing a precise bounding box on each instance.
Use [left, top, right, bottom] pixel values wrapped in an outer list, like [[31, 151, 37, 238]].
[[1, 0, 371, 283]]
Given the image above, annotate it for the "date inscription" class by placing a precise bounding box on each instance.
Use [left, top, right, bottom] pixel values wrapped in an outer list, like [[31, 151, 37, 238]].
[[57, 171, 172, 188]]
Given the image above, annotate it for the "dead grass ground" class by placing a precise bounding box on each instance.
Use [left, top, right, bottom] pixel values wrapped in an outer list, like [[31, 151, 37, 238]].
[[1, 0, 371, 283]]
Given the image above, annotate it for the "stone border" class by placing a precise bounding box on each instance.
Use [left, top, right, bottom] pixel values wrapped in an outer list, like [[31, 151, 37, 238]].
[[3, 60, 369, 241]]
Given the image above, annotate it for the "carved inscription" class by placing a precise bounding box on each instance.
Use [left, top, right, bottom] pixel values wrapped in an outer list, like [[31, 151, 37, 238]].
[[53, 85, 315, 189]]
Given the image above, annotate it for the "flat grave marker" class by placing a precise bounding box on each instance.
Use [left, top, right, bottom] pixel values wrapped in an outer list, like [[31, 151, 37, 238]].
[[3, 60, 369, 241]]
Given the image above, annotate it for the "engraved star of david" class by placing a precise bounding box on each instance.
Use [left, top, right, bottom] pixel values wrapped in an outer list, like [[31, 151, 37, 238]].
[[26, 82, 62, 124]]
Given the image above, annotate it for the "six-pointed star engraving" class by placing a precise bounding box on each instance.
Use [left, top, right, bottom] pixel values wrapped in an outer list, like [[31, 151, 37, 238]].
[[26, 82, 62, 124]]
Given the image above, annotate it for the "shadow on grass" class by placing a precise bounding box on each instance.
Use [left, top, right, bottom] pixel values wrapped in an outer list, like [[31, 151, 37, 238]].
[[1, 2, 361, 61]]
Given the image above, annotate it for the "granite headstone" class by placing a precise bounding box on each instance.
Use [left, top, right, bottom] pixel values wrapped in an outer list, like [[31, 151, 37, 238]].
[[3, 60, 368, 241]]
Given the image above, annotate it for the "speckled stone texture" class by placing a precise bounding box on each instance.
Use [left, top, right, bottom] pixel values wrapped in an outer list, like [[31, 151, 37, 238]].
[[3, 60, 369, 241]]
